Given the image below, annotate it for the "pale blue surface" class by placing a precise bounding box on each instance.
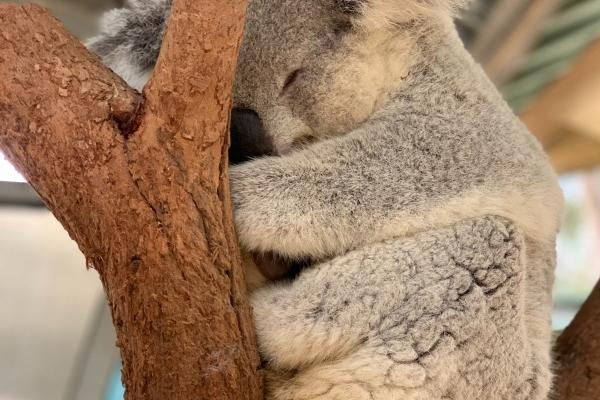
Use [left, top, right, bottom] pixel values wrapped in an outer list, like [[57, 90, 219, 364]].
[[105, 366, 125, 400]]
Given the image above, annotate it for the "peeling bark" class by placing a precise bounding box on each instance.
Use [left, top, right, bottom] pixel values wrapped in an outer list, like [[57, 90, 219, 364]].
[[0, 2, 263, 399]]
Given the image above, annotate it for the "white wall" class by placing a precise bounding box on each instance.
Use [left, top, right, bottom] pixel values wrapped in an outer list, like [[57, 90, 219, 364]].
[[0, 208, 104, 400], [0, 2, 123, 399]]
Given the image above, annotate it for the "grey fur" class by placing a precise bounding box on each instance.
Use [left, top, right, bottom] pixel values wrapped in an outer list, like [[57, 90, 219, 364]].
[[87, 0, 170, 88], [254, 216, 552, 399], [89, 1, 563, 399]]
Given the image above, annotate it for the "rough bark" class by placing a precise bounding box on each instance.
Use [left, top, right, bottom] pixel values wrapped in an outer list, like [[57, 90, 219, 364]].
[[0, 2, 263, 399], [554, 281, 600, 399]]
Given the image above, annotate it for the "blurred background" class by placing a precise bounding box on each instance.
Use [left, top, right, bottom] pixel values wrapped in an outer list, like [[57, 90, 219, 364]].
[[1, 0, 600, 399]]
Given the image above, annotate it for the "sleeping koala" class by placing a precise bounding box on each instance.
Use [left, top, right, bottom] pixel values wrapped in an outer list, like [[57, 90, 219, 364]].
[[89, 0, 564, 399]]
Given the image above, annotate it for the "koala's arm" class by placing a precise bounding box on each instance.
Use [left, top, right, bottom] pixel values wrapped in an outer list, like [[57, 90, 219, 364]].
[[231, 120, 561, 260]]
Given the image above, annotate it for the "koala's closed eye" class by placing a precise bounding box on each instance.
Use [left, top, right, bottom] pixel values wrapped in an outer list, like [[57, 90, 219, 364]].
[[281, 68, 303, 94]]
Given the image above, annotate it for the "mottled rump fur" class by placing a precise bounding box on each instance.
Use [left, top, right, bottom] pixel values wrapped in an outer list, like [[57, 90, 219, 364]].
[[254, 216, 552, 399], [89, 0, 563, 399]]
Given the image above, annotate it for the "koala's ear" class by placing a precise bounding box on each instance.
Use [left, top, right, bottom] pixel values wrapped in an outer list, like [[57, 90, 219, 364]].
[[337, 0, 471, 29]]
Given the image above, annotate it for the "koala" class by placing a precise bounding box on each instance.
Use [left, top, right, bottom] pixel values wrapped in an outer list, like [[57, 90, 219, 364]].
[[89, 0, 564, 399]]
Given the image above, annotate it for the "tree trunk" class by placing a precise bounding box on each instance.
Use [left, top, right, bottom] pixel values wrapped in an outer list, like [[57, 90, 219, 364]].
[[553, 280, 600, 399], [0, 1, 263, 399]]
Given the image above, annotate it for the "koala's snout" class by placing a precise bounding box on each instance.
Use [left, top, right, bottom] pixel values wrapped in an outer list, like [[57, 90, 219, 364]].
[[229, 108, 275, 164]]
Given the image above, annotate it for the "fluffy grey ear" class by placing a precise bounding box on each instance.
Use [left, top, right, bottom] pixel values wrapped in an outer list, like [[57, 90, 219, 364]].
[[86, 0, 171, 90], [338, 0, 472, 28]]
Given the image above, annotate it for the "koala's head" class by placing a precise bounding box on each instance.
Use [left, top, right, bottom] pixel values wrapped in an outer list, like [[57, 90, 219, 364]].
[[230, 0, 470, 160], [89, 0, 469, 161]]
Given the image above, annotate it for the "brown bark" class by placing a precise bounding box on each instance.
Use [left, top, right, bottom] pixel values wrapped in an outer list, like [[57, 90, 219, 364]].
[[554, 281, 600, 399], [0, 2, 263, 399]]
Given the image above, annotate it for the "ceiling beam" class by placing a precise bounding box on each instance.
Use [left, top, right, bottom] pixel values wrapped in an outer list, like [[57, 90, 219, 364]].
[[0, 182, 44, 208], [521, 38, 600, 153], [547, 132, 600, 173]]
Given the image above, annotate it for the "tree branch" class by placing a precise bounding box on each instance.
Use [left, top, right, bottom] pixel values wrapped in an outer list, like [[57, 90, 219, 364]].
[[0, 2, 262, 399], [554, 280, 600, 399]]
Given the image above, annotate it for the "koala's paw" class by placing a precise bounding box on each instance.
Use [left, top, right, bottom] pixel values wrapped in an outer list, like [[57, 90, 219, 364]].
[[230, 159, 356, 259], [229, 161, 313, 258]]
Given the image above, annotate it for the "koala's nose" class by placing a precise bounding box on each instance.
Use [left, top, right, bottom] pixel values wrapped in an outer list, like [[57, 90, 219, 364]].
[[229, 108, 275, 165]]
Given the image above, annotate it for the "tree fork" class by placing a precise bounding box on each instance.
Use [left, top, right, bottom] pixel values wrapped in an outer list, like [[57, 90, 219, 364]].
[[0, 1, 263, 399]]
